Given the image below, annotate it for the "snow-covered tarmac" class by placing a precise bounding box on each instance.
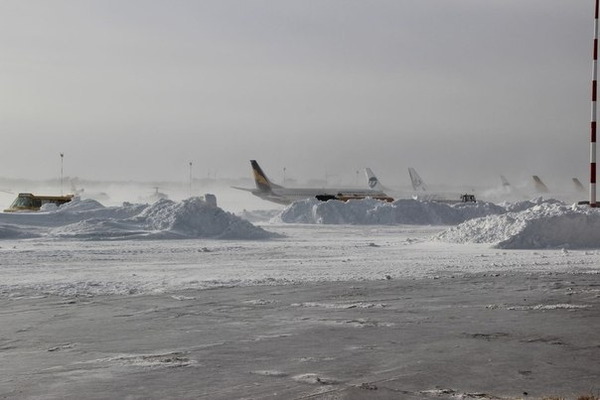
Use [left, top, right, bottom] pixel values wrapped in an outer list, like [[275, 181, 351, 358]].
[[1, 221, 599, 399]]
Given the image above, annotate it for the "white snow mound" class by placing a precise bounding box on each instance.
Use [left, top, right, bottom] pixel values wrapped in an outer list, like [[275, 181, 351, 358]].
[[0, 197, 276, 240], [437, 202, 600, 249], [275, 198, 505, 225]]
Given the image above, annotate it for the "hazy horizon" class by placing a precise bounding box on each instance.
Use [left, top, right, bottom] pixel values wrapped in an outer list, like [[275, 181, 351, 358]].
[[0, 1, 593, 189]]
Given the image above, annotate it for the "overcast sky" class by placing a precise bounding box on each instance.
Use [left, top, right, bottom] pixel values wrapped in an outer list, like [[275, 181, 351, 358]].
[[0, 1, 593, 188]]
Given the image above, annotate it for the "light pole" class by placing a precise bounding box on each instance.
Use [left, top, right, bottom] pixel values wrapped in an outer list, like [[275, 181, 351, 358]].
[[189, 161, 193, 198], [60, 153, 64, 195]]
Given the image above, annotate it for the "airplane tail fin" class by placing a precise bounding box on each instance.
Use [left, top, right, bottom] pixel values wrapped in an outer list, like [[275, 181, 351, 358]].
[[250, 160, 283, 193], [408, 167, 427, 191], [532, 175, 549, 193], [365, 168, 384, 191], [572, 177, 586, 193]]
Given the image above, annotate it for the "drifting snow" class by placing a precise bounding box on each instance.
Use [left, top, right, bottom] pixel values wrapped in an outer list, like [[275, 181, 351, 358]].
[[438, 202, 600, 249], [237, 208, 282, 223], [4, 195, 600, 249], [0, 197, 276, 240], [275, 198, 505, 225]]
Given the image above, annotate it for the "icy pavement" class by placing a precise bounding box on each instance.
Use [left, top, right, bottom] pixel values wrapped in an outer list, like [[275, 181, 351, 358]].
[[1, 273, 598, 399], [0, 224, 599, 399]]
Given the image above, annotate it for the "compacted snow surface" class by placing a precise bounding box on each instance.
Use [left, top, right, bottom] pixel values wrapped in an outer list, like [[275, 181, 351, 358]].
[[1, 197, 599, 399], [1, 197, 600, 297]]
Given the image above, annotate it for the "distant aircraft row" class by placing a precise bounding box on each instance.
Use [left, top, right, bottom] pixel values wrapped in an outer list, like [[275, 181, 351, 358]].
[[526, 175, 585, 194], [365, 167, 475, 203], [234, 160, 588, 206]]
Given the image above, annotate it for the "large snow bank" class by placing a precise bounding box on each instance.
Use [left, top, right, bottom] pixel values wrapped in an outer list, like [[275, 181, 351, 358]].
[[437, 202, 600, 249], [498, 197, 564, 213], [0, 197, 277, 240], [130, 197, 276, 239], [275, 198, 506, 225]]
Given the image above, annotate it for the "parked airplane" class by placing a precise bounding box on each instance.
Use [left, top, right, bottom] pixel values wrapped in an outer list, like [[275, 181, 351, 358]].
[[233, 160, 392, 205], [493, 175, 526, 200], [572, 178, 586, 193], [532, 175, 549, 193], [365, 168, 390, 192], [500, 175, 511, 190], [408, 167, 428, 192], [495, 175, 586, 202]]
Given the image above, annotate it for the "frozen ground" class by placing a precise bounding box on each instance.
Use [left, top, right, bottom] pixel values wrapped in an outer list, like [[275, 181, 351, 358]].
[[0, 219, 599, 399]]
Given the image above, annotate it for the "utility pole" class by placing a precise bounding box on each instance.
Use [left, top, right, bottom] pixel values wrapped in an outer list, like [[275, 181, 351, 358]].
[[189, 161, 193, 197], [60, 153, 64, 195]]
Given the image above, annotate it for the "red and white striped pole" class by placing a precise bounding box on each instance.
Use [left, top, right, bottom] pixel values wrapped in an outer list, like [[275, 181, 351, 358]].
[[591, 0, 599, 207]]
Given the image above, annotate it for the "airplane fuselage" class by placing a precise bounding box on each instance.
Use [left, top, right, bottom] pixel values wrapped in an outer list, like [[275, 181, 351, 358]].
[[234, 160, 393, 205], [255, 187, 389, 205]]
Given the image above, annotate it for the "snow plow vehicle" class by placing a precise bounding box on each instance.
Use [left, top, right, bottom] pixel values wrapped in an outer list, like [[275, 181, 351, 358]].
[[4, 193, 74, 212]]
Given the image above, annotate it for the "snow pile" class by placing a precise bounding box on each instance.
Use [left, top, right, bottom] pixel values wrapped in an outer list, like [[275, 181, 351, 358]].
[[1, 197, 276, 240], [131, 198, 276, 239], [275, 198, 506, 225], [499, 197, 564, 213], [437, 202, 600, 249]]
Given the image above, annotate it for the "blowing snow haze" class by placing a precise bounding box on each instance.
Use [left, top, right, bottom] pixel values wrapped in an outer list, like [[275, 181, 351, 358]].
[[0, 1, 591, 188]]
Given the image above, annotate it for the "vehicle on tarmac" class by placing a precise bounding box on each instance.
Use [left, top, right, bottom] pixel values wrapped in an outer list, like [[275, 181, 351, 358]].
[[4, 193, 74, 212]]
